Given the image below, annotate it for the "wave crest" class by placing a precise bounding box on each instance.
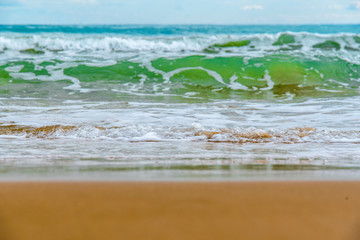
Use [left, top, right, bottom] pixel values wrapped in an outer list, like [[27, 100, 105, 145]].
[[0, 33, 360, 55]]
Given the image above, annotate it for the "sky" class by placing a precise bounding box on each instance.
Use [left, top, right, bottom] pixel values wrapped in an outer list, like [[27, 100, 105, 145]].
[[0, 0, 360, 25]]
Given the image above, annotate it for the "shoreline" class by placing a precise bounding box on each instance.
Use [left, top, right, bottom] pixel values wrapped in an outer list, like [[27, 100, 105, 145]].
[[0, 181, 359, 240]]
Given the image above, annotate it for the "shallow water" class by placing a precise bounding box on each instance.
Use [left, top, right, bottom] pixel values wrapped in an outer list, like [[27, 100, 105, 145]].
[[0, 25, 359, 180]]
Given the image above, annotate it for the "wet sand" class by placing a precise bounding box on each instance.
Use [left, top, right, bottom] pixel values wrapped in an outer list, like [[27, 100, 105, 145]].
[[0, 181, 359, 240]]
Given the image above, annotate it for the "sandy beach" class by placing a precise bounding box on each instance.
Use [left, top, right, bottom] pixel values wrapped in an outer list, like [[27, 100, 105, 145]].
[[0, 181, 359, 240]]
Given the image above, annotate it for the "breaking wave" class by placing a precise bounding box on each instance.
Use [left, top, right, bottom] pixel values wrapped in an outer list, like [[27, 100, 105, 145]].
[[0, 32, 360, 54], [1, 124, 360, 144], [1, 31, 360, 99]]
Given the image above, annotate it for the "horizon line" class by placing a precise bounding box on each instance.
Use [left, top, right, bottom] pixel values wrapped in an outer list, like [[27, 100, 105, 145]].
[[1, 23, 360, 26]]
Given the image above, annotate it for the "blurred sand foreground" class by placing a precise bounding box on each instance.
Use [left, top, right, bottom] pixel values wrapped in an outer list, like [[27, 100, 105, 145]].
[[0, 181, 359, 240]]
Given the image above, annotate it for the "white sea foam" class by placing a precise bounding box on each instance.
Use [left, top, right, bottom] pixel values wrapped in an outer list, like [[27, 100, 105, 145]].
[[0, 33, 359, 57], [1, 123, 360, 144]]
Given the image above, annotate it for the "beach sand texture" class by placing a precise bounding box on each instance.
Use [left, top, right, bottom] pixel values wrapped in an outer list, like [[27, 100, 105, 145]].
[[0, 181, 359, 240]]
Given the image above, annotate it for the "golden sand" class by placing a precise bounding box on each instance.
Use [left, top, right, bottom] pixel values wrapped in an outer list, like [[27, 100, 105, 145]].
[[0, 181, 359, 240]]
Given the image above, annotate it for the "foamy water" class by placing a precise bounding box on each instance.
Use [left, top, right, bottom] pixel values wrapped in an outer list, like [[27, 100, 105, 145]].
[[0, 25, 359, 180]]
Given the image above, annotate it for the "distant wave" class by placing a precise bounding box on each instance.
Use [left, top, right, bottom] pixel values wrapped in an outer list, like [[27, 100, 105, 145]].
[[1, 24, 360, 34], [0, 32, 359, 54]]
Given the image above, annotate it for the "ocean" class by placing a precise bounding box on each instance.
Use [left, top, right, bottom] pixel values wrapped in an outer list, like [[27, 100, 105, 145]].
[[0, 25, 359, 180]]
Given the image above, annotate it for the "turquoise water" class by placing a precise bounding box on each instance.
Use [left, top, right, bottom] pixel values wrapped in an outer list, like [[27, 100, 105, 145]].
[[1, 24, 359, 34], [0, 25, 360, 180]]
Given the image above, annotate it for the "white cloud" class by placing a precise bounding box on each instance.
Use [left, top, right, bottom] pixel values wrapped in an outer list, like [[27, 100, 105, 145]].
[[242, 5, 263, 10], [328, 4, 343, 10], [348, 1, 360, 10]]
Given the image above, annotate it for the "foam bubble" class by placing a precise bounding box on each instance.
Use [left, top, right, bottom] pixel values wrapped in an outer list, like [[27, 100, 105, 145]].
[[1, 124, 359, 144]]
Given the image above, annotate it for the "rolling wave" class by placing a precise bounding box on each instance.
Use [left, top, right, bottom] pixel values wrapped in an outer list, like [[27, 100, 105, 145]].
[[1, 54, 359, 99], [1, 32, 360, 99]]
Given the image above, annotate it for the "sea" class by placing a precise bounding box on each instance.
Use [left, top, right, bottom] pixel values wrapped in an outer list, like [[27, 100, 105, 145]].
[[0, 25, 359, 180]]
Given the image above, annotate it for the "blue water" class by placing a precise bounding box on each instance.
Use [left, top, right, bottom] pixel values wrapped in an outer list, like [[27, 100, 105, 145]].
[[1, 24, 360, 35]]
